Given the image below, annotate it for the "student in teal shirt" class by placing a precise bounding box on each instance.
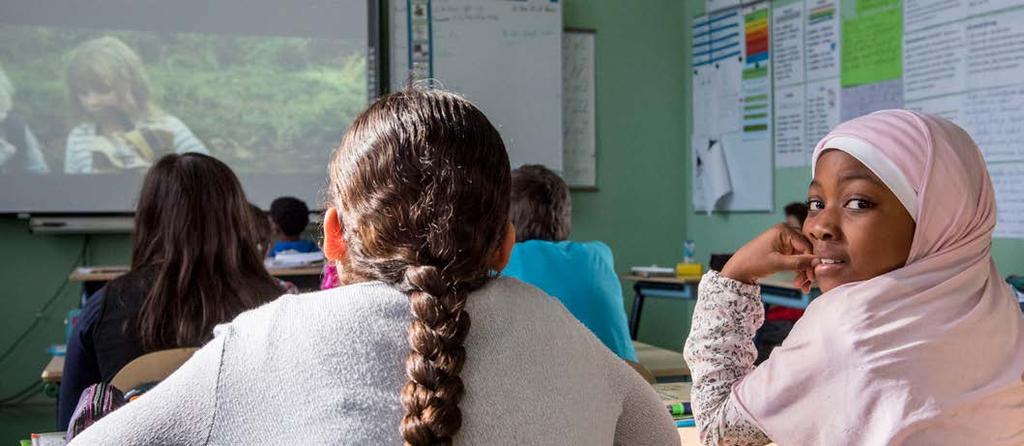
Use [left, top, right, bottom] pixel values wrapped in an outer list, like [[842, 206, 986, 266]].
[[501, 165, 637, 361]]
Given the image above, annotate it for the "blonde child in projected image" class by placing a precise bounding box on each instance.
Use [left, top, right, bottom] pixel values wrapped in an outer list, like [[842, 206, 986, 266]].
[[684, 110, 1024, 446], [0, 64, 49, 173], [64, 36, 207, 174]]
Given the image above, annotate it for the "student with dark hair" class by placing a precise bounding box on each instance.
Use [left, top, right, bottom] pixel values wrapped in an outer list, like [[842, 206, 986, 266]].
[[267, 196, 319, 257], [58, 153, 282, 429], [685, 111, 1024, 445], [250, 203, 299, 294], [783, 201, 808, 230], [70, 89, 677, 445], [501, 164, 636, 361]]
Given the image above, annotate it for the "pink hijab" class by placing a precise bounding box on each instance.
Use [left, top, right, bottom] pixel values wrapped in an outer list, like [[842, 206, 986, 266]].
[[733, 110, 1024, 445]]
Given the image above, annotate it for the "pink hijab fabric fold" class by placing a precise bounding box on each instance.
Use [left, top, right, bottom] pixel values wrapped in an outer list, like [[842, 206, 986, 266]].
[[734, 110, 1024, 445]]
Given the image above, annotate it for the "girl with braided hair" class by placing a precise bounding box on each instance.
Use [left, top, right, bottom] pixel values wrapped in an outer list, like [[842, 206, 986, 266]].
[[69, 88, 678, 445]]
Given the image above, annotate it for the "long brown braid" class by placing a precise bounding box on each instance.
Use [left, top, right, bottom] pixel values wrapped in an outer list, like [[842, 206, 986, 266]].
[[327, 88, 511, 445]]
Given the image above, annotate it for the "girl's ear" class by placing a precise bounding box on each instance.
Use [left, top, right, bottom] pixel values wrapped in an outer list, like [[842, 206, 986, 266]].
[[323, 207, 348, 262], [488, 221, 516, 271]]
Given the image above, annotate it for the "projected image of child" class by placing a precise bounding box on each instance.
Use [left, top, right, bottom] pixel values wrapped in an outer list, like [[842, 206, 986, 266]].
[[63, 36, 207, 174], [0, 65, 49, 174]]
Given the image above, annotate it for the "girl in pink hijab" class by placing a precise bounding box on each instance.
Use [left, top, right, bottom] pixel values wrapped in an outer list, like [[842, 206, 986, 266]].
[[684, 110, 1024, 445]]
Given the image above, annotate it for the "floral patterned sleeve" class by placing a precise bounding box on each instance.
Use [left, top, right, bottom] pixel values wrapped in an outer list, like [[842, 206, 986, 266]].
[[683, 271, 772, 446]]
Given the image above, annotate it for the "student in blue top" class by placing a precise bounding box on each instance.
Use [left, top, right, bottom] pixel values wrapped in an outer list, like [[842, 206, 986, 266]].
[[501, 164, 636, 361], [267, 196, 319, 257]]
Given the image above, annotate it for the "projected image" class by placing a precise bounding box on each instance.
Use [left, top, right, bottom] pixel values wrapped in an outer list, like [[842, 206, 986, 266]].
[[0, 25, 367, 175]]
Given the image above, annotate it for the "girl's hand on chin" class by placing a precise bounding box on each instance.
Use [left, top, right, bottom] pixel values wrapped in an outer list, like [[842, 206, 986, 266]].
[[720, 223, 819, 292]]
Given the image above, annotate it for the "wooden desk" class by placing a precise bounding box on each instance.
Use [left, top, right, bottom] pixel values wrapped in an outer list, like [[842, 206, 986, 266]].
[[266, 266, 324, 277], [42, 356, 63, 383], [621, 275, 702, 339], [41, 353, 66, 399], [70, 265, 323, 282], [69, 265, 325, 298], [678, 427, 777, 445], [633, 341, 689, 379], [678, 427, 700, 445]]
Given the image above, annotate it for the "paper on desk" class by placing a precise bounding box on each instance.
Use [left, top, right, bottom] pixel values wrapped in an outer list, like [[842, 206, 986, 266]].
[[266, 251, 325, 268], [654, 382, 691, 405], [696, 137, 733, 215]]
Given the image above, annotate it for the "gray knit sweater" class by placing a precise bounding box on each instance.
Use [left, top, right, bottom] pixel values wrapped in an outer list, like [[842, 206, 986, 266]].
[[70, 277, 679, 445]]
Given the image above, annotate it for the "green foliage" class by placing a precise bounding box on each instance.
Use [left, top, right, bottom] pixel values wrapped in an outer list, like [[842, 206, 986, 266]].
[[0, 25, 367, 173]]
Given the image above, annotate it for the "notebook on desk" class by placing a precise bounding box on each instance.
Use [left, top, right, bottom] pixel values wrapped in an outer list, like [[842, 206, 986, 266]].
[[630, 265, 676, 278], [653, 382, 690, 406], [265, 251, 325, 268], [74, 266, 129, 275]]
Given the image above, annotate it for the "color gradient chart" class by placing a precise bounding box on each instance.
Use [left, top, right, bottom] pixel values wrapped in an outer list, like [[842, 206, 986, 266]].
[[741, 4, 770, 137]]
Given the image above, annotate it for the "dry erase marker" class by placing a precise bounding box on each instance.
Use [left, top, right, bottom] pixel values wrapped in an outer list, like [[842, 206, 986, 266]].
[[667, 402, 692, 416], [675, 419, 696, 428]]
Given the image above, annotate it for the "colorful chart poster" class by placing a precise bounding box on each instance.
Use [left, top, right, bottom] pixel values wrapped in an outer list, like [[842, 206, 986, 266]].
[[840, 0, 902, 87], [692, 2, 773, 212], [742, 5, 771, 138], [839, 0, 903, 121]]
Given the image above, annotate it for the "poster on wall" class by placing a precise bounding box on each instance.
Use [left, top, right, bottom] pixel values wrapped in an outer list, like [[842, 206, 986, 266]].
[[770, 0, 841, 168], [692, 0, 1024, 235], [692, 2, 773, 213]]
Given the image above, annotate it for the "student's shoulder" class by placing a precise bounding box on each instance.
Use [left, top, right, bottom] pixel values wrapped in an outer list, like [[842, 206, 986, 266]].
[[478, 277, 629, 361], [477, 276, 577, 320], [573, 240, 613, 257], [218, 282, 407, 335]]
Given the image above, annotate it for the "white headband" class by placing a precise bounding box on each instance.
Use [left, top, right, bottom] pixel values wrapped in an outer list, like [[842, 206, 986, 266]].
[[812, 136, 918, 221]]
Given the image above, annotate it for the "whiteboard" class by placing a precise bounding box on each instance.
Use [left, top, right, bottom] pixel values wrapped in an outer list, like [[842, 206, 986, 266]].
[[390, 0, 563, 171], [562, 29, 597, 189]]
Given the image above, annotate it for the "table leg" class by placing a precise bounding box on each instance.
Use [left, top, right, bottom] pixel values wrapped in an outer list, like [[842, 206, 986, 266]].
[[629, 282, 645, 340]]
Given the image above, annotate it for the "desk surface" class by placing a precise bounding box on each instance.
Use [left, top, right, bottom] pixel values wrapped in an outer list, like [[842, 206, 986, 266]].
[[679, 427, 776, 445], [633, 341, 689, 378], [621, 275, 702, 285], [42, 356, 63, 383], [69, 265, 324, 282], [678, 427, 699, 445]]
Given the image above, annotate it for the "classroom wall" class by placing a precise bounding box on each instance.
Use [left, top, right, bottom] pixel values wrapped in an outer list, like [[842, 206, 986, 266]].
[[562, 0, 693, 351], [0, 217, 131, 411], [682, 0, 1024, 275], [0, 0, 696, 416]]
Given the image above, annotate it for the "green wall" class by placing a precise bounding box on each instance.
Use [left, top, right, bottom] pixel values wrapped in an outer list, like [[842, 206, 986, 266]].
[[0, 217, 131, 438], [563, 0, 692, 351]]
